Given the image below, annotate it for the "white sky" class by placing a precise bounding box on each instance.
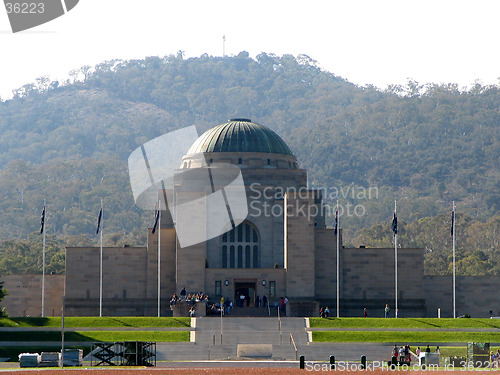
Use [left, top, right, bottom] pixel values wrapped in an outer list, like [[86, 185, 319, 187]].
[[1, 0, 500, 99]]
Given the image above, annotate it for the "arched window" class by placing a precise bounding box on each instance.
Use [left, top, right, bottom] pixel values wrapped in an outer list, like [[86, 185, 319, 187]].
[[222, 245, 227, 268], [221, 221, 260, 268], [229, 245, 235, 268]]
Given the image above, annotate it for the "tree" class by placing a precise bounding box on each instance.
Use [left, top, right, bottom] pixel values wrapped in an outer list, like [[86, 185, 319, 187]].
[[0, 277, 8, 317]]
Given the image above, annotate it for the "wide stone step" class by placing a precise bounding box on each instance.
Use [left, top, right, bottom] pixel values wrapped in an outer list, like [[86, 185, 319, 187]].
[[195, 317, 306, 330], [157, 342, 300, 361], [195, 332, 305, 345]]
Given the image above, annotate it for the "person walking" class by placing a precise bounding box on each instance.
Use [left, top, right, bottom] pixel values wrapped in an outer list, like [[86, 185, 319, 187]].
[[384, 304, 390, 318], [363, 307, 368, 317]]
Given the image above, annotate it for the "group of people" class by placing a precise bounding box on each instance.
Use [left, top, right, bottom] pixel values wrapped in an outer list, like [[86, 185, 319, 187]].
[[319, 306, 330, 318], [279, 296, 288, 314], [392, 345, 442, 363], [235, 294, 270, 308], [392, 345, 415, 363], [169, 288, 210, 312], [489, 350, 500, 367], [254, 294, 268, 308]]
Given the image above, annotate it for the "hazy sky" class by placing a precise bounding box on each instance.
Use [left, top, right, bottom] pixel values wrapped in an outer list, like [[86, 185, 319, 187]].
[[1, 0, 499, 98]]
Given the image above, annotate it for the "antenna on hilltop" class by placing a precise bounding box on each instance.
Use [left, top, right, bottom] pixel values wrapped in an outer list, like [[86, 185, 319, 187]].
[[222, 35, 226, 58]]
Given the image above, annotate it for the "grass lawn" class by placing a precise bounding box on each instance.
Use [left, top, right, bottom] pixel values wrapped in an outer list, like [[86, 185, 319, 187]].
[[312, 331, 500, 343], [309, 318, 500, 329], [0, 317, 190, 328], [0, 330, 189, 342]]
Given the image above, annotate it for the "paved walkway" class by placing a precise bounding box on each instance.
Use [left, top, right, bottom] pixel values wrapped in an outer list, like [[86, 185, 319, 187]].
[[0, 327, 191, 332], [310, 327, 500, 332]]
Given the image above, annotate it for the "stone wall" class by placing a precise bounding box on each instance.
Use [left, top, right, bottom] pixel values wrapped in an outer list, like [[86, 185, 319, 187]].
[[424, 275, 500, 318], [2, 274, 64, 317], [284, 191, 316, 298], [314, 228, 338, 299], [340, 247, 426, 317], [65, 246, 148, 316]]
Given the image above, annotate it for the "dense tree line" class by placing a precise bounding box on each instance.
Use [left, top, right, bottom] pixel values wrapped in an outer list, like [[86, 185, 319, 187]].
[[0, 52, 498, 275]]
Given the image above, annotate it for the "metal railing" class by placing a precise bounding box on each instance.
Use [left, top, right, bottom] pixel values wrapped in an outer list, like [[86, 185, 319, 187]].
[[277, 305, 283, 344], [290, 333, 298, 360]]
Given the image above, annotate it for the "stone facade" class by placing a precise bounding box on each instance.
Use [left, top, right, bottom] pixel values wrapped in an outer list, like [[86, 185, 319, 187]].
[[1, 274, 64, 317]]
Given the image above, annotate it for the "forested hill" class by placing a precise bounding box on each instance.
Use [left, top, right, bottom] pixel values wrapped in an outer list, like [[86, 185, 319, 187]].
[[0, 52, 498, 275]]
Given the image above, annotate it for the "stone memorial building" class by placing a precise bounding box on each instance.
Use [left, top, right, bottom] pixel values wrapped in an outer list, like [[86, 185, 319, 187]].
[[2, 119, 498, 318]]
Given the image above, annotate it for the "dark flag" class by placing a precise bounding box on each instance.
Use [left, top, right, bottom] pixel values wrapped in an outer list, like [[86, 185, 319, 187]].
[[96, 208, 102, 235], [40, 206, 45, 234], [451, 210, 455, 237], [152, 209, 160, 234], [334, 208, 338, 236], [391, 212, 398, 235]]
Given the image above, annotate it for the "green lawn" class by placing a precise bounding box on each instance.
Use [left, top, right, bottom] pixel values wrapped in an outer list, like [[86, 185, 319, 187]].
[[0, 317, 190, 328], [0, 330, 189, 342], [309, 318, 500, 329], [312, 331, 500, 343]]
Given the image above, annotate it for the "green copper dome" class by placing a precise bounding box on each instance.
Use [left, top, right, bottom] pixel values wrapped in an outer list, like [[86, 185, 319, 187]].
[[187, 119, 294, 156]]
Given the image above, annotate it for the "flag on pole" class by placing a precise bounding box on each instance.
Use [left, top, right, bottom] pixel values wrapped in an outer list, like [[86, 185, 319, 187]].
[[391, 212, 398, 235], [96, 208, 102, 235], [152, 208, 160, 234], [451, 209, 455, 237], [40, 206, 45, 234], [334, 208, 338, 236]]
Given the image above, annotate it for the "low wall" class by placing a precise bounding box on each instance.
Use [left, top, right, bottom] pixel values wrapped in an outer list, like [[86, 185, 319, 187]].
[[171, 301, 206, 317]]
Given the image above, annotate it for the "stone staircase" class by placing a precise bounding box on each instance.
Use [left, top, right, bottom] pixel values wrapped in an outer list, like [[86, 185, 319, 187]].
[[157, 317, 307, 361], [156, 317, 395, 363], [225, 306, 278, 317]]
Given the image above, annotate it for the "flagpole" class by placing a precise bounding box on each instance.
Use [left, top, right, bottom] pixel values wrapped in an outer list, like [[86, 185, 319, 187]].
[[157, 199, 162, 318], [336, 200, 340, 318], [394, 200, 398, 318], [42, 200, 46, 318], [61, 295, 65, 369], [452, 201, 456, 319], [99, 199, 103, 318]]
